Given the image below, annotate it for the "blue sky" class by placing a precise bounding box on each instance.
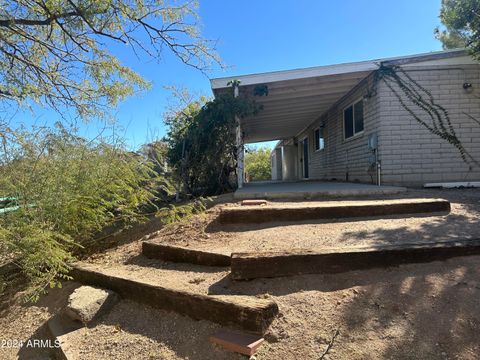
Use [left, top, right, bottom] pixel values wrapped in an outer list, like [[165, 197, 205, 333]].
[[13, 0, 444, 150]]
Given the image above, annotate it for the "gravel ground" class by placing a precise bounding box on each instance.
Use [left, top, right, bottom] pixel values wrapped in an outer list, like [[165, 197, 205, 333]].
[[1, 188, 480, 359], [0, 281, 80, 360], [2, 256, 480, 360], [80, 260, 230, 294], [146, 188, 480, 254], [60, 257, 480, 360], [65, 300, 246, 360]]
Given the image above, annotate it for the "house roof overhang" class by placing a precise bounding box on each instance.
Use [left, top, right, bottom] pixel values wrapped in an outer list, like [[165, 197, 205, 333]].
[[210, 49, 468, 143]]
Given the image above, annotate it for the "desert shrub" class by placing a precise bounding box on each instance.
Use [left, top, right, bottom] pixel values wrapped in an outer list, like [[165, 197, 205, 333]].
[[138, 140, 177, 206], [157, 197, 211, 226], [0, 123, 156, 301]]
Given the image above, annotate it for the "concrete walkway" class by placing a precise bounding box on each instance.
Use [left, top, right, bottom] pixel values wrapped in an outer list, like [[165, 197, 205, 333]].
[[234, 181, 406, 200]]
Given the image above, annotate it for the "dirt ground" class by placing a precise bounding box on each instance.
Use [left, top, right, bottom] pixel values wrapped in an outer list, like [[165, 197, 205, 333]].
[[148, 189, 480, 254], [1, 188, 480, 359]]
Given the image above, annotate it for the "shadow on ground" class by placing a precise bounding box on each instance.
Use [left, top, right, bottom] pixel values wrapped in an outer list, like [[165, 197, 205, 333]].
[[125, 253, 228, 274], [205, 211, 452, 234], [77, 299, 245, 360], [210, 256, 480, 359]]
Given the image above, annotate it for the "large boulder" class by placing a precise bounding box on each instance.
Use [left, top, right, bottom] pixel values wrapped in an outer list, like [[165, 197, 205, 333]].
[[65, 286, 118, 324]]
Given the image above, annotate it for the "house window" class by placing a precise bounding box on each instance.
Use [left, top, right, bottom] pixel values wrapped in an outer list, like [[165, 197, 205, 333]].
[[344, 99, 364, 139], [314, 128, 325, 151]]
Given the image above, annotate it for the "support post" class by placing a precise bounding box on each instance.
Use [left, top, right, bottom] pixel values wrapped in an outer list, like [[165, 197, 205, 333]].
[[234, 84, 244, 189]]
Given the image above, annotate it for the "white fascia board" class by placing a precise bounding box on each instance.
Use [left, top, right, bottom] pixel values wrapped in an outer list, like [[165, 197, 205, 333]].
[[210, 61, 377, 89], [210, 49, 468, 90]]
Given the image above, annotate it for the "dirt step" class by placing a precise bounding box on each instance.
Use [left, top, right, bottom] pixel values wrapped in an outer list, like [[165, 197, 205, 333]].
[[218, 198, 450, 224], [142, 241, 231, 266], [70, 263, 278, 334], [230, 238, 480, 279]]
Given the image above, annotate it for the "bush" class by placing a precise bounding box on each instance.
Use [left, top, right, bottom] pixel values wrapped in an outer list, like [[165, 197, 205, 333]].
[[156, 197, 211, 226], [0, 123, 157, 301], [245, 147, 271, 181], [165, 92, 261, 196]]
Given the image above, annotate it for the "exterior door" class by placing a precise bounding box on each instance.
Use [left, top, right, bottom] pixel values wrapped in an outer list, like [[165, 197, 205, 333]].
[[302, 138, 309, 179]]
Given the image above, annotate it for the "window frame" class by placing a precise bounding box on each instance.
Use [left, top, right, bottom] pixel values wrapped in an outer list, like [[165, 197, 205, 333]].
[[300, 135, 310, 179], [314, 127, 325, 152], [343, 98, 365, 141]]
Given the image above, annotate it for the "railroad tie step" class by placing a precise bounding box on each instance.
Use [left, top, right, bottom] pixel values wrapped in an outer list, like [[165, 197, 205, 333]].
[[218, 198, 451, 224], [230, 238, 480, 280], [241, 199, 268, 206], [142, 241, 231, 266], [70, 263, 278, 334]]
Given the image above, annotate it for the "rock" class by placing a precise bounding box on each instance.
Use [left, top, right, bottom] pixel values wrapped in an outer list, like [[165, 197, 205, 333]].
[[65, 286, 118, 324], [241, 199, 267, 206]]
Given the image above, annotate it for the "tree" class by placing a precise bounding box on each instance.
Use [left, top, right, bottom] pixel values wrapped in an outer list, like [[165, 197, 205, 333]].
[[164, 88, 261, 196], [436, 0, 480, 57], [0, 0, 220, 119], [245, 147, 271, 181], [139, 140, 169, 175], [164, 90, 206, 194]]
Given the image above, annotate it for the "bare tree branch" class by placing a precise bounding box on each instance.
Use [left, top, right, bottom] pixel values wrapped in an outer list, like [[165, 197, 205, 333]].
[[0, 0, 222, 120], [0, 11, 79, 27]]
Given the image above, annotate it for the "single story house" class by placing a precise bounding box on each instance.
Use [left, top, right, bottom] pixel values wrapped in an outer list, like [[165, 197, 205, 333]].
[[210, 49, 480, 187]]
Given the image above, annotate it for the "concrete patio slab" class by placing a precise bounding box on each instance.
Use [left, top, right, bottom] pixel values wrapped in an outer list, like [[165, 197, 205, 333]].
[[234, 181, 406, 200]]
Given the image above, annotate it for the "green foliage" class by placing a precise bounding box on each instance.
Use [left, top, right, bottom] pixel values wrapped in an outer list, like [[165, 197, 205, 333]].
[[156, 197, 210, 226], [0, 0, 220, 119], [435, 27, 469, 49], [138, 140, 177, 205], [0, 123, 156, 300], [436, 0, 480, 56], [245, 147, 271, 181], [139, 141, 169, 175], [165, 91, 261, 195], [253, 84, 269, 97]]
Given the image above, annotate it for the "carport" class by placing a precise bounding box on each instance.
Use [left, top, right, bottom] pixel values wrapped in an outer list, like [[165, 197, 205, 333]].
[[211, 58, 378, 188], [210, 50, 466, 196]]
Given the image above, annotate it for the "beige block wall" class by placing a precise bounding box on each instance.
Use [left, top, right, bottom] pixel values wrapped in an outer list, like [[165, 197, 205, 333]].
[[296, 74, 381, 184], [295, 64, 480, 186], [377, 64, 480, 186]]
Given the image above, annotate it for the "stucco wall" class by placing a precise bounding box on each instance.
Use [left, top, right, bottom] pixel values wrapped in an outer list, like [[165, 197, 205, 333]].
[[296, 74, 381, 184], [377, 64, 480, 186]]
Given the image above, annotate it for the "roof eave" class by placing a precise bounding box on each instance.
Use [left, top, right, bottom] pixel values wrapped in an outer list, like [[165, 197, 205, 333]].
[[210, 48, 468, 91]]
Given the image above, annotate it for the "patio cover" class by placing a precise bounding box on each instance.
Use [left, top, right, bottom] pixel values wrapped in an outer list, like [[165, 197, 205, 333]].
[[210, 49, 467, 143]]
